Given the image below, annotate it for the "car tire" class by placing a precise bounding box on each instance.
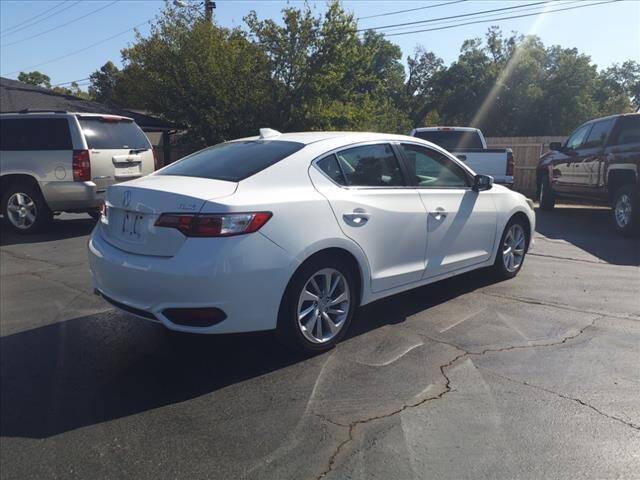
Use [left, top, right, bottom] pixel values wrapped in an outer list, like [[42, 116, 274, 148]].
[[612, 185, 639, 236], [276, 254, 358, 355], [493, 217, 529, 280], [539, 174, 555, 211], [1, 182, 53, 234]]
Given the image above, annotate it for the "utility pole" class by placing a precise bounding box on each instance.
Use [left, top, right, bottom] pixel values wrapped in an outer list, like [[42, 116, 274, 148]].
[[204, 0, 216, 23]]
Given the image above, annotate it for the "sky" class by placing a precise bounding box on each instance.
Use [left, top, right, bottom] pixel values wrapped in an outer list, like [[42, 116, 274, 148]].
[[0, 0, 638, 88]]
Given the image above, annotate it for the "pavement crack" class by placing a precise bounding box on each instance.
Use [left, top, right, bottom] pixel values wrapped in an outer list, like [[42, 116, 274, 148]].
[[483, 369, 640, 432], [0, 248, 72, 269], [315, 316, 604, 478], [528, 252, 607, 265]]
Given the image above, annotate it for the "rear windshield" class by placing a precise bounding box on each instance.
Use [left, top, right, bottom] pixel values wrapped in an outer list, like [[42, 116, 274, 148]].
[[79, 117, 150, 150], [158, 140, 305, 182], [413, 130, 483, 150]]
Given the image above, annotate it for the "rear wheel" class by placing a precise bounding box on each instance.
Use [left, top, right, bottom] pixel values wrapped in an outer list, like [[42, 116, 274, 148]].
[[493, 218, 528, 280], [1, 183, 52, 234], [539, 174, 555, 211], [277, 255, 357, 354], [612, 185, 639, 236]]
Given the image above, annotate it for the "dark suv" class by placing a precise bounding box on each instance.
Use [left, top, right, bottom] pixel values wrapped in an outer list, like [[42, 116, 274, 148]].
[[536, 113, 640, 235]]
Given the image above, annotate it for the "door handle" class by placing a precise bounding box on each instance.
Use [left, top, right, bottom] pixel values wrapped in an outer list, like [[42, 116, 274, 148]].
[[429, 209, 447, 221], [343, 210, 370, 226]]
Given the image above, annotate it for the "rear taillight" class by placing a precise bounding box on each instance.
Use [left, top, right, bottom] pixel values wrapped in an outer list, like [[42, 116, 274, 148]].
[[155, 212, 272, 237], [72, 149, 91, 181], [506, 149, 515, 177]]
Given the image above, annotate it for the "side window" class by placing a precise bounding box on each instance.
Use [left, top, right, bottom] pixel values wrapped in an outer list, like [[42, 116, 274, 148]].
[[611, 116, 640, 146], [565, 124, 591, 150], [400, 143, 469, 188], [583, 118, 615, 148], [316, 154, 347, 186], [335, 144, 405, 187], [0, 118, 72, 151]]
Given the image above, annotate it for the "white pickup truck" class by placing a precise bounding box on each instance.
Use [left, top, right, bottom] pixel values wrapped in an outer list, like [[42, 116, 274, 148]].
[[409, 126, 514, 186]]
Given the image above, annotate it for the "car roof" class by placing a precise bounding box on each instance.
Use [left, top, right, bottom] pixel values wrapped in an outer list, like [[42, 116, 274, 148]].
[[234, 130, 426, 146], [0, 111, 134, 121]]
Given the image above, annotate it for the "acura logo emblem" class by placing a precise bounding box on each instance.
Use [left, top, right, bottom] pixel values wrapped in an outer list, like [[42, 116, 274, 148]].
[[123, 190, 132, 208]]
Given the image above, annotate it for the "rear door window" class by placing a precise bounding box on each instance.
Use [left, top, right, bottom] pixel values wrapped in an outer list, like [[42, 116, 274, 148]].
[[610, 115, 640, 145], [583, 118, 615, 148], [335, 144, 405, 187], [0, 118, 72, 150], [412, 130, 483, 150], [158, 140, 305, 182], [78, 117, 150, 150]]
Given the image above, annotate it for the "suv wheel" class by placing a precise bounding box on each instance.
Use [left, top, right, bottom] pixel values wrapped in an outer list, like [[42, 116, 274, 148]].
[[2, 183, 53, 234], [539, 174, 555, 211], [277, 254, 357, 354], [612, 185, 639, 236]]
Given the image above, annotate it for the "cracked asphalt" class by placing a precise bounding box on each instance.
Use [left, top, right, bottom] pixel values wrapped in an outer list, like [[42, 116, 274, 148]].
[[1, 205, 639, 480]]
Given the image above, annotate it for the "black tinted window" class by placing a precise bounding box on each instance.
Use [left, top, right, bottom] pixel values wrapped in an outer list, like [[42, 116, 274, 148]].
[[317, 155, 347, 185], [413, 130, 483, 150], [566, 124, 591, 150], [79, 117, 150, 150], [583, 119, 615, 148], [612, 115, 640, 145], [400, 143, 469, 188], [336, 144, 404, 187], [0, 118, 71, 150], [159, 140, 305, 182]]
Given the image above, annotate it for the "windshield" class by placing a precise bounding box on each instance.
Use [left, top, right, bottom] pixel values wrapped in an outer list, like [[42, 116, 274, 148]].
[[413, 130, 484, 150], [158, 140, 305, 182], [79, 117, 151, 150]]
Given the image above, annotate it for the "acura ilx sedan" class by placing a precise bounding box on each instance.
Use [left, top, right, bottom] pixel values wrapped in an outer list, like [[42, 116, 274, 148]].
[[89, 129, 535, 353]]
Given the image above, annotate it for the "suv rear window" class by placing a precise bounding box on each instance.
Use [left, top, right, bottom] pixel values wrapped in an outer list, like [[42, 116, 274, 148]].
[[0, 118, 72, 150], [78, 117, 150, 150], [413, 130, 483, 150], [158, 140, 305, 182]]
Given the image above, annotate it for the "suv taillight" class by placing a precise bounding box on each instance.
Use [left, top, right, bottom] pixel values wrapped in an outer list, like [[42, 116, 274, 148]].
[[506, 149, 514, 177], [155, 212, 272, 237], [72, 150, 91, 181]]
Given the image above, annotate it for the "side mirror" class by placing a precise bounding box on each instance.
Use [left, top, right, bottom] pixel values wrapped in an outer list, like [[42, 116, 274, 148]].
[[549, 141, 563, 152], [472, 174, 493, 192]]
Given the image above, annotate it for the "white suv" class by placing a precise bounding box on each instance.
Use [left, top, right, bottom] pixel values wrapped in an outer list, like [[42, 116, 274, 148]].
[[0, 111, 156, 233]]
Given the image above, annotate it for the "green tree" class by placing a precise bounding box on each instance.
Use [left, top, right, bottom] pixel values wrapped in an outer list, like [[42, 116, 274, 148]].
[[89, 61, 122, 104], [17, 71, 51, 88]]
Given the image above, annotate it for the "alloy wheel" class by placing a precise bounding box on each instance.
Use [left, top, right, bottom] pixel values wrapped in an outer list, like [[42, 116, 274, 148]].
[[614, 194, 632, 229], [6, 192, 37, 230], [297, 267, 350, 344], [502, 223, 526, 273]]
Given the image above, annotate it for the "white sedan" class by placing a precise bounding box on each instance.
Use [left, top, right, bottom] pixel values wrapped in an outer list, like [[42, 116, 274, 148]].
[[89, 130, 535, 353]]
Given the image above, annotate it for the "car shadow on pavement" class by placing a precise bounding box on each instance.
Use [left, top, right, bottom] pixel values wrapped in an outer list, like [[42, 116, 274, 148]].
[[0, 269, 498, 439], [534, 206, 640, 266], [0, 216, 96, 246]]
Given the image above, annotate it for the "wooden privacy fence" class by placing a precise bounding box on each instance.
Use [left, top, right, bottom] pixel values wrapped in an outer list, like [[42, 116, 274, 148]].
[[486, 136, 565, 197]]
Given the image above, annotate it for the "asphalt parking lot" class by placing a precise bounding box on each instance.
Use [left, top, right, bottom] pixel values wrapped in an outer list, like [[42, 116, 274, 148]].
[[1, 205, 639, 480]]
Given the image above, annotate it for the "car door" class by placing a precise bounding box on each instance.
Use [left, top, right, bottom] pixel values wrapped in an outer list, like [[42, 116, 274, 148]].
[[397, 142, 497, 279], [312, 143, 428, 293], [553, 123, 592, 194], [579, 117, 616, 193]]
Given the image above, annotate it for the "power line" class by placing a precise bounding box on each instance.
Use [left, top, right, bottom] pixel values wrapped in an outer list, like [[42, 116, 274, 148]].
[[1, 1, 84, 39], [378, 0, 579, 35], [1, 0, 120, 48], [358, 1, 550, 32], [382, 0, 621, 37], [53, 77, 90, 87], [0, 0, 70, 36], [2, 18, 153, 76], [358, 0, 467, 21]]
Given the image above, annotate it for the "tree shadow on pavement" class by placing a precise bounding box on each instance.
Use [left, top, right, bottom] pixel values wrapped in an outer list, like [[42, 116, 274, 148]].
[[534, 206, 640, 266], [0, 269, 498, 439], [0, 216, 96, 247]]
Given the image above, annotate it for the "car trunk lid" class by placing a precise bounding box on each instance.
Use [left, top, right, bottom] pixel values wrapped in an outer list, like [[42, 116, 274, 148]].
[[99, 175, 237, 256]]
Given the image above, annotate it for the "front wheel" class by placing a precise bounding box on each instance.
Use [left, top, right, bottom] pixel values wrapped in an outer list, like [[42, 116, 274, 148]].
[[539, 175, 555, 211], [612, 185, 639, 236], [493, 218, 529, 280], [277, 255, 357, 354]]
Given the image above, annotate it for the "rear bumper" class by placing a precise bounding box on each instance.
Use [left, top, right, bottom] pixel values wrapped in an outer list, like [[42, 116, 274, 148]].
[[88, 227, 296, 334], [41, 180, 103, 211]]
